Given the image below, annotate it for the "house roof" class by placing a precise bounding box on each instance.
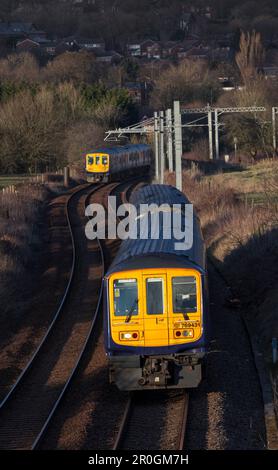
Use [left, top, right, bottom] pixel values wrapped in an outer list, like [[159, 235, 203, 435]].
[[62, 36, 104, 45], [0, 22, 38, 34], [141, 39, 159, 47], [40, 40, 58, 48], [186, 47, 210, 58], [78, 37, 105, 45], [161, 41, 179, 49], [16, 38, 40, 47], [95, 50, 122, 58], [30, 35, 48, 44]]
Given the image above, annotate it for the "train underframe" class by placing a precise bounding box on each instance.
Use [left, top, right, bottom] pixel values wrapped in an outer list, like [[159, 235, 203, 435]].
[[86, 165, 150, 184], [108, 352, 205, 391]]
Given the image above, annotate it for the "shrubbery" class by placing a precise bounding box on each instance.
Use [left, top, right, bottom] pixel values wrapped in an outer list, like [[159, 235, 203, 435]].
[[0, 53, 137, 174]]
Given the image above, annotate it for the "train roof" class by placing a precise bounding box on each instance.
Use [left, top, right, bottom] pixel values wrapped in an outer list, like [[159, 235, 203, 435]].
[[106, 184, 206, 276], [86, 144, 150, 155]]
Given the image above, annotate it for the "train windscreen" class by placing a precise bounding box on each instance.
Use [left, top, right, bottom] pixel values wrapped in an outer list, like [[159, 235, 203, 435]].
[[172, 277, 197, 313]]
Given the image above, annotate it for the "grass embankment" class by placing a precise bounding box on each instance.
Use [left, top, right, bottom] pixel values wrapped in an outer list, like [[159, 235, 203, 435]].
[[0, 184, 48, 325], [166, 160, 278, 372]]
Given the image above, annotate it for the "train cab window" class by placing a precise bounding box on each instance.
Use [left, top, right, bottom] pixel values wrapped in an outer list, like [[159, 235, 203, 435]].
[[172, 277, 197, 314], [95, 156, 101, 165], [88, 156, 94, 165], [146, 278, 164, 315], [113, 279, 138, 317], [102, 156, 108, 165]]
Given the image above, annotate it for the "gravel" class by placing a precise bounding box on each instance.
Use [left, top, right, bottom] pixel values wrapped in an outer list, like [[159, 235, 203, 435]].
[[185, 262, 266, 450]]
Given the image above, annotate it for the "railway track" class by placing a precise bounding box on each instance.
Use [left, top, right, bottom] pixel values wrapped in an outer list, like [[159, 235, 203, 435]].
[[113, 391, 189, 450], [1, 177, 185, 451], [113, 182, 189, 451], [0, 183, 106, 450], [33, 178, 143, 449], [36, 178, 150, 450]]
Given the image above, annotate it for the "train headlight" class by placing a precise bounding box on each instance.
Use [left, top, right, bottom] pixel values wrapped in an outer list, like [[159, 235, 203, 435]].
[[174, 329, 194, 339], [120, 331, 139, 341]]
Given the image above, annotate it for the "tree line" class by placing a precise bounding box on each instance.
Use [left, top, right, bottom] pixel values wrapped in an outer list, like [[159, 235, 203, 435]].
[[0, 29, 277, 174], [0, 52, 138, 174], [1, 0, 278, 45]]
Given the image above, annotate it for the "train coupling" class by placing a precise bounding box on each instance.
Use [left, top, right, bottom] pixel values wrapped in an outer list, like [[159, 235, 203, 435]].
[[141, 357, 172, 387]]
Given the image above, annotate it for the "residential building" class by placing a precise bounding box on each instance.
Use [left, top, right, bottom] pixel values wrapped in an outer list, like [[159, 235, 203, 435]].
[[62, 36, 105, 52], [95, 50, 122, 64]]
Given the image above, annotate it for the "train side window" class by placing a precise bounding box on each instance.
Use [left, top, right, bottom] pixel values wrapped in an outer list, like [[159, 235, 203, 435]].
[[113, 279, 138, 317], [88, 156, 94, 165], [172, 277, 197, 314], [146, 278, 164, 315]]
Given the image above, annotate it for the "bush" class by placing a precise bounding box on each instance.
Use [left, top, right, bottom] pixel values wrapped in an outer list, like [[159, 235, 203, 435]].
[[65, 121, 105, 166], [150, 60, 221, 109], [0, 52, 40, 83], [0, 84, 89, 173], [44, 51, 97, 84]]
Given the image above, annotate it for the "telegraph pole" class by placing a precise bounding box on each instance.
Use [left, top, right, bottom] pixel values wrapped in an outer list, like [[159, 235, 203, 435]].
[[159, 111, 165, 184], [208, 108, 214, 160], [166, 108, 174, 172], [154, 111, 159, 181], [174, 101, 183, 191]]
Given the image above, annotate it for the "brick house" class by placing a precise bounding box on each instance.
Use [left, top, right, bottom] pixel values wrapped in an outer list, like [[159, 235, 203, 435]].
[[127, 40, 161, 59], [0, 22, 47, 55]]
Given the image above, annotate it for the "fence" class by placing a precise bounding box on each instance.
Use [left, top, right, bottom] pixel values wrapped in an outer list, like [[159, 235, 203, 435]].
[[0, 167, 81, 195]]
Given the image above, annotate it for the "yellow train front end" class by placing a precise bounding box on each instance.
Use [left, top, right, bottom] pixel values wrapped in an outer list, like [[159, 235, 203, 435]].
[[104, 264, 207, 390], [109, 268, 202, 350], [86, 153, 110, 182]]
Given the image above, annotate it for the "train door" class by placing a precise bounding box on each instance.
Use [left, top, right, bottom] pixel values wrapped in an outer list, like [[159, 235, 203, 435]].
[[142, 274, 169, 347]]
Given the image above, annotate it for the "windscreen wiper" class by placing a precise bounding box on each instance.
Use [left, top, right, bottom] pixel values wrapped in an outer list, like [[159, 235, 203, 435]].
[[125, 299, 138, 323]]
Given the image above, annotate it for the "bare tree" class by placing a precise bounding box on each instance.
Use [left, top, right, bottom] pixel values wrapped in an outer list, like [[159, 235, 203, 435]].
[[65, 121, 105, 166], [236, 30, 265, 84], [43, 51, 97, 84], [150, 60, 220, 109]]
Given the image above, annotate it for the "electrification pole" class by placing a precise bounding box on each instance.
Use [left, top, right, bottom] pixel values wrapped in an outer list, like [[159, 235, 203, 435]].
[[208, 109, 214, 160], [154, 111, 159, 181], [214, 110, 219, 160], [166, 108, 173, 172], [174, 101, 183, 191], [272, 107, 277, 153], [159, 111, 165, 184]]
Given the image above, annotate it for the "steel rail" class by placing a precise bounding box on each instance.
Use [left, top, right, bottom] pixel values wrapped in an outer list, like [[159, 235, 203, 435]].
[[0, 183, 94, 412], [35, 180, 144, 450], [178, 392, 189, 450], [113, 395, 132, 450], [0, 183, 110, 452], [31, 182, 110, 449], [113, 391, 189, 451]]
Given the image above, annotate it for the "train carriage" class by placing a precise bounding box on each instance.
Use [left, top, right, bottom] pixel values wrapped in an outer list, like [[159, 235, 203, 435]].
[[86, 144, 151, 182], [103, 185, 210, 391]]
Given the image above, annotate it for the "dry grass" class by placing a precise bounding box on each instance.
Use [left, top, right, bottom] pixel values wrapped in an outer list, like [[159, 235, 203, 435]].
[[166, 159, 278, 365], [211, 159, 278, 196], [0, 184, 48, 321]]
